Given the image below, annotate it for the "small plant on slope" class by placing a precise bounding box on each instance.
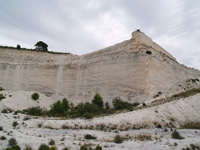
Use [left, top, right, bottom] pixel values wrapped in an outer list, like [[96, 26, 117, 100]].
[[8, 138, 17, 146], [171, 130, 184, 139], [84, 134, 96, 140], [114, 135, 123, 144], [38, 144, 50, 150], [31, 93, 39, 100]]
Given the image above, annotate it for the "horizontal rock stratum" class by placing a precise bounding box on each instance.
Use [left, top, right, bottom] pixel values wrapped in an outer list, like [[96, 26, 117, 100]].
[[0, 30, 200, 103]]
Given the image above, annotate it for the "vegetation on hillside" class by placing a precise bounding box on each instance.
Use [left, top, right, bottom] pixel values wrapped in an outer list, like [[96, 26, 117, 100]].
[[23, 93, 140, 119], [0, 45, 70, 55]]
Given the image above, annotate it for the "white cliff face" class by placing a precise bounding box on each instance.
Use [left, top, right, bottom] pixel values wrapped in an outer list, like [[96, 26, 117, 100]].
[[0, 31, 200, 103]]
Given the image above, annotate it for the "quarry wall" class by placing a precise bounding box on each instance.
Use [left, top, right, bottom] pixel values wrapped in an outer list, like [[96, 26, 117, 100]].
[[0, 31, 200, 103]]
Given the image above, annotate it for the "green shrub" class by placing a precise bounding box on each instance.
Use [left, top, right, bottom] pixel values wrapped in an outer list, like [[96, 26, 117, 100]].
[[83, 112, 93, 119], [112, 97, 134, 110], [8, 138, 17, 146], [2, 109, 9, 113], [171, 130, 184, 139], [146, 51, 152, 55], [5, 147, 15, 150], [31, 93, 39, 100], [84, 102, 101, 113], [105, 102, 110, 110], [25, 107, 43, 116], [0, 136, 6, 140], [50, 146, 57, 150], [84, 134, 96, 140], [70, 102, 101, 118], [49, 139, 55, 145], [0, 126, 3, 130], [24, 145, 33, 150], [38, 144, 50, 150], [10, 145, 21, 150], [95, 145, 102, 150], [12, 121, 18, 128], [50, 98, 70, 117], [92, 93, 104, 109], [0, 93, 5, 100], [132, 102, 140, 107], [190, 144, 200, 149], [62, 147, 69, 150], [0, 87, 4, 91], [114, 135, 123, 144], [80, 145, 88, 150]]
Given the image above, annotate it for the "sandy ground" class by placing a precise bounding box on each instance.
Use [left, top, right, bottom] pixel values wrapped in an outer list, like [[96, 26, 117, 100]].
[[0, 112, 200, 150], [0, 90, 55, 111], [0, 90, 200, 150]]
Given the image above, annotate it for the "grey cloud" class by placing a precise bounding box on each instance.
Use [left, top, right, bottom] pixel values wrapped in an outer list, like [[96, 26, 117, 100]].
[[0, 0, 200, 69]]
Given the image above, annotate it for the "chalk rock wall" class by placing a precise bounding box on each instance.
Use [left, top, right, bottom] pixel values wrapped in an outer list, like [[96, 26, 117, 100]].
[[0, 31, 200, 103]]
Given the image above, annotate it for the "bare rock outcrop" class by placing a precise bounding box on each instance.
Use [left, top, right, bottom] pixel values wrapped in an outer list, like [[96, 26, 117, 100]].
[[0, 30, 200, 103]]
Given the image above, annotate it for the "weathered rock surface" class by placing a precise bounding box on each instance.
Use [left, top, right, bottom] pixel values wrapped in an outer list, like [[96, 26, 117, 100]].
[[0, 31, 200, 103]]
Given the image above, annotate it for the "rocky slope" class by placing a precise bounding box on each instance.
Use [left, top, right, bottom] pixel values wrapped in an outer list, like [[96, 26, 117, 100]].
[[0, 30, 200, 104]]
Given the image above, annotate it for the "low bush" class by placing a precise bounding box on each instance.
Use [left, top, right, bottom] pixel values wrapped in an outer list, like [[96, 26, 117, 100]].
[[10, 145, 21, 150], [5, 147, 15, 150], [62, 147, 69, 150], [2, 109, 9, 113], [80, 145, 88, 150], [114, 135, 123, 144], [49, 139, 55, 145], [0, 126, 3, 131], [92, 93, 104, 109], [0, 87, 4, 91], [0, 136, 6, 140], [24, 107, 43, 116], [112, 97, 136, 110], [5, 145, 21, 150], [8, 138, 17, 146], [83, 112, 93, 119], [23, 116, 31, 121], [95, 145, 102, 150], [134, 134, 152, 141], [31, 93, 39, 100], [50, 146, 57, 150], [171, 130, 184, 139], [190, 144, 200, 149], [24, 145, 33, 150], [12, 121, 18, 128], [105, 102, 110, 110], [38, 144, 49, 150], [49, 98, 70, 117], [84, 134, 96, 140], [0, 93, 5, 100]]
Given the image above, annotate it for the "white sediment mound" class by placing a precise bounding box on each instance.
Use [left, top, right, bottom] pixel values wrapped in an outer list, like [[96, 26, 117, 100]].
[[0, 90, 55, 111], [38, 93, 200, 130]]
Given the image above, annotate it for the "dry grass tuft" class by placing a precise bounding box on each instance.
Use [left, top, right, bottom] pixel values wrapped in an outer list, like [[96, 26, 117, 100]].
[[134, 134, 152, 141]]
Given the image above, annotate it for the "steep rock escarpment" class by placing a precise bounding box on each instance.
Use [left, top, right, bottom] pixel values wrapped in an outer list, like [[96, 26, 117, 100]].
[[0, 31, 200, 103]]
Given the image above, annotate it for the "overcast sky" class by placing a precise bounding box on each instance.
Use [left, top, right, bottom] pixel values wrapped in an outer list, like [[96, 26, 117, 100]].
[[0, 0, 200, 69]]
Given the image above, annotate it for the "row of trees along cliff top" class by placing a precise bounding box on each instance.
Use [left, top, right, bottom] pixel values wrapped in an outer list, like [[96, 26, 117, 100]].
[[0, 41, 72, 55], [0, 41, 48, 51]]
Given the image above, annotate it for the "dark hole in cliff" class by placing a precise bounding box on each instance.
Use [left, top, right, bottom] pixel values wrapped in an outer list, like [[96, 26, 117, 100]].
[[146, 51, 152, 55]]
